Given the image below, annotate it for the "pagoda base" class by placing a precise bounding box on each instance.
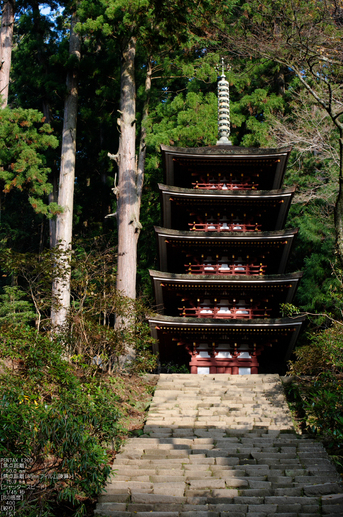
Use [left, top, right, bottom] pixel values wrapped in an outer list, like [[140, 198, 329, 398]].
[[189, 355, 259, 375]]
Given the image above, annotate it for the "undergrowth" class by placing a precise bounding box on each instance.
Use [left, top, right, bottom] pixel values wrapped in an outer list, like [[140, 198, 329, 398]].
[[0, 325, 157, 517], [284, 322, 343, 474]]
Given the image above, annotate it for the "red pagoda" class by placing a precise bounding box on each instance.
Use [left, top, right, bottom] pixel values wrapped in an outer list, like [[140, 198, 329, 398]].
[[148, 62, 305, 374]]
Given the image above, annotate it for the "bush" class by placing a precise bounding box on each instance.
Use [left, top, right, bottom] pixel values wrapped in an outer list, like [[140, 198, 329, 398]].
[[0, 325, 123, 516], [285, 373, 343, 469], [0, 238, 158, 374], [287, 323, 343, 470], [289, 322, 343, 376]]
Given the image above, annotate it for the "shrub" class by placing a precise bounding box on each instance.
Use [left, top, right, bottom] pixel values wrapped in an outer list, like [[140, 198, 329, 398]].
[[289, 322, 343, 376], [0, 325, 123, 516]]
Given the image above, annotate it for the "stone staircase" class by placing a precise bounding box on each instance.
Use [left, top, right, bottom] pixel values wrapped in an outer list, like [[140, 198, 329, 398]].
[[95, 374, 343, 516]]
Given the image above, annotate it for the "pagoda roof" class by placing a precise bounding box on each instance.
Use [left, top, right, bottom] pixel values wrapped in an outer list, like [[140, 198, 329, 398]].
[[161, 144, 292, 190], [148, 314, 305, 361], [150, 269, 302, 310], [155, 227, 298, 275], [161, 144, 292, 157]]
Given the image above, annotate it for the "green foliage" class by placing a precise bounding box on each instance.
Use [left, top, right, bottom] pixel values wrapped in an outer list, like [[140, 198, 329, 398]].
[[233, 84, 285, 147], [0, 319, 157, 516], [285, 374, 343, 469], [0, 286, 36, 325], [280, 303, 300, 318], [286, 320, 343, 466], [147, 91, 217, 149], [285, 201, 342, 317], [0, 107, 59, 216], [161, 361, 189, 374], [0, 246, 70, 331], [0, 238, 158, 373], [65, 238, 158, 373], [0, 325, 120, 515], [289, 322, 343, 376]]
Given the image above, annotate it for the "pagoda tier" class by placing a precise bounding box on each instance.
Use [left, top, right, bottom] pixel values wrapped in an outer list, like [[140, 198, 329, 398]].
[[155, 227, 298, 275], [161, 145, 292, 190], [149, 271, 302, 319], [148, 314, 305, 374], [159, 184, 295, 232]]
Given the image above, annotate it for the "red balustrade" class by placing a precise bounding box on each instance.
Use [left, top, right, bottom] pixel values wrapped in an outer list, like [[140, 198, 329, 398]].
[[184, 263, 266, 275], [188, 222, 262, 232], [192, 182, 258, 191], [178, 306, 272, 319]]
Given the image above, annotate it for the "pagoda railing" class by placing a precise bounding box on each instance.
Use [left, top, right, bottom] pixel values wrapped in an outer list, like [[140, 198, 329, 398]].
[[188, 222, 262, 232], [192, 182, 258, 191], [184, 263, 266, 275], [178, 306, 272, 319]]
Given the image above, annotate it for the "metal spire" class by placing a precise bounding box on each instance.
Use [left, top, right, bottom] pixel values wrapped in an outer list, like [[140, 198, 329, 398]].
[[216, 58, 232, 145]]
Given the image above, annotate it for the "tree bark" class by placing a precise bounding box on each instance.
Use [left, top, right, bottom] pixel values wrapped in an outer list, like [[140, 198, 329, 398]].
[[137, 58, 152, 208], [334, 127, 343, 265], [115, 36, 139, 301], [51, 12, 81, 329], [41, 98, 58, 249], [0, 0, 15, 107]]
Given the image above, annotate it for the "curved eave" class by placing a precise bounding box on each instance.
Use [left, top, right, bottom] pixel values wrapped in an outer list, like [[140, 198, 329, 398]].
[[160, 144, 292, 157], [148, 313, 305, 326], [149, 269, 302, 283], [154, 226, 298, 240], [158, 183, 296, 198]]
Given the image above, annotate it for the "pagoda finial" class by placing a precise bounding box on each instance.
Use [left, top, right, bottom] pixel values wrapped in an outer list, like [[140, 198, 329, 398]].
[[216, 58, 232, 146]]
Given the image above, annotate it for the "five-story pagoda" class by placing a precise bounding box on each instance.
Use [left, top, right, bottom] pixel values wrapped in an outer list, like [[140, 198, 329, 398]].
[[148, 62, 305, 374]]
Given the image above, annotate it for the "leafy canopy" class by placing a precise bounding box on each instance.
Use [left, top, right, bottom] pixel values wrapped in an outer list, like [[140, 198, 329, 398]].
[[0, 107, 59, 216]]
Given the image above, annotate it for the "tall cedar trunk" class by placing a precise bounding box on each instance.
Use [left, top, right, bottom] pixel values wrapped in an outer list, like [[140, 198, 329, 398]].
[[334, 126, 343, 265], [45, 99, 58, 249], [41, 100, 58, 249], [51, 13, 81, 329], [137, 58, 152, 208], [48, 171, 58, 248], [0, 0, 15, 107], [116, 37, 139, 301]]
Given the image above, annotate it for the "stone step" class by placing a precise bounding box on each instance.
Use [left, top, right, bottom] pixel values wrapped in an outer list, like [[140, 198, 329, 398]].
[[95, 374, 343, 516]]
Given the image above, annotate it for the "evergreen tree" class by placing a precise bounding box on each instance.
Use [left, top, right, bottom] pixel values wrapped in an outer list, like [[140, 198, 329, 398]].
[[0, 106, 59, 215], [77, 0, 233, 308], [218, 0, 343, 263], [51, 7, 81, 330]]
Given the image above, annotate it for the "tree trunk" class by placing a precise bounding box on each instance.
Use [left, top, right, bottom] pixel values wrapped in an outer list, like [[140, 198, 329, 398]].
[[116, 36, 139, 301], [137, 58, 152, 209], [51, 12, 81, 329], [0, 0, 15, 107], [334, 127, 343, 265], [49, 171, 58, 248], [41, 99, 58, 249]]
